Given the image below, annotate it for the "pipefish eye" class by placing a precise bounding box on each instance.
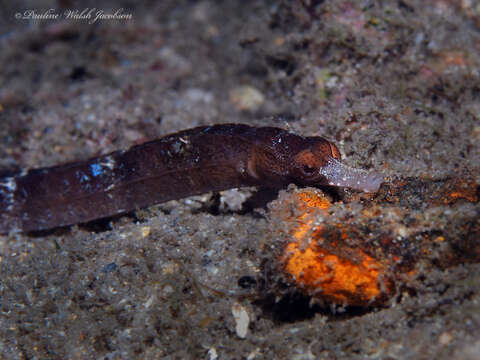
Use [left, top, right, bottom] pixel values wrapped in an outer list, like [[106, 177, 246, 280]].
[[292, 149, 324, 182], [301, 163, 317, 176], [293, 138, 337, 172]]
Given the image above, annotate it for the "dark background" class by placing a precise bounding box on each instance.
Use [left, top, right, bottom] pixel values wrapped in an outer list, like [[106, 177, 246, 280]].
[[0, 1, 479, 359]]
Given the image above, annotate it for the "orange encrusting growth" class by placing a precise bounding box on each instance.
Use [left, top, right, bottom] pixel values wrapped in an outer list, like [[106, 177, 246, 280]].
[[444, 181, 478, 204], [284, 242, 383, 305], [292, 190, 331, 240], [280, 189, 390, 306]]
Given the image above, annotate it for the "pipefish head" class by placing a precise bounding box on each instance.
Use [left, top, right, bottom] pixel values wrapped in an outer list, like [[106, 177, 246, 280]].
[[290, 137, 384, 193]]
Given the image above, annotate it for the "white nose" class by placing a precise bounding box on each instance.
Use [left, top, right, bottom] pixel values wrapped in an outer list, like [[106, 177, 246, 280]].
[[320, 158, 384, 192]]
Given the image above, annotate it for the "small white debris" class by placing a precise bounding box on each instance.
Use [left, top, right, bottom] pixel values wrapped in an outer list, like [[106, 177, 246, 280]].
[[141, 226, 151, 237], [247, 348, 261, 360], [438, 331, 453, 346], [219, 188, 251, 212], [230, 85, 265, 111], [231, 302, 249, 339], [207, 347, 218, 360], [144, 295, 155, 308]]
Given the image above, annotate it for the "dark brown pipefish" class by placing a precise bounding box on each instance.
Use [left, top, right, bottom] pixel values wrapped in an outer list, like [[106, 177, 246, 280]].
[[0, 124, 384, 233]]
